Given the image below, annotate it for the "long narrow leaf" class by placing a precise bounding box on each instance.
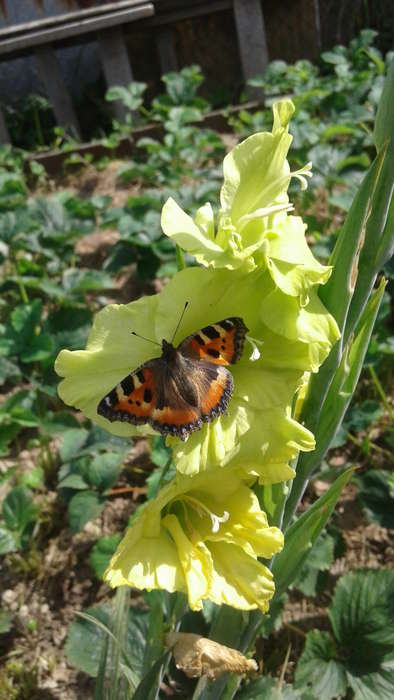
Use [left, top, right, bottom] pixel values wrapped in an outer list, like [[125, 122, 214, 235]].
[[273, 468, 355, 595], [283, 278, 386, 528], [300, 63, 393, 438], [76, 610, 139, 691], [374, 58, 394, 151], [133, 651, 171, 700]]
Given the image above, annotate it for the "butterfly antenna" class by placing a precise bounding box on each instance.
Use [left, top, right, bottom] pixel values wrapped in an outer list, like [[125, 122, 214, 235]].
[[131, 331, 161, 347], [171, 301, 189, 344]]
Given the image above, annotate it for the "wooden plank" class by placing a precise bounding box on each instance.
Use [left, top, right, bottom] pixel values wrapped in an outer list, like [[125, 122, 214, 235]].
[[98, 26, 134, 122], [0, 1, 150, 39], [34, 45, 81, 138], [155, 27, 178, 74], [0, 5, 154, 57], [0, 107, 11, 145], [137, 1, 232, 27], [233, 0, 269, 97]]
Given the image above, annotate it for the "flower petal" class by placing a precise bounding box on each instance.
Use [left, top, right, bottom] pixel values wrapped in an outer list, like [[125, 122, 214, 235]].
[[207, 542, 276, 612]]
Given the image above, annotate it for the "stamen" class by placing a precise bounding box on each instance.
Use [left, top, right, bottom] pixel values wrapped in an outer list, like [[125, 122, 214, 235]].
[[245, 335, 264, 361], [291, 162, 313, 190], [238, 202, 294, 228], [181, 496, 230, 534], [210, 510, 229, 533]]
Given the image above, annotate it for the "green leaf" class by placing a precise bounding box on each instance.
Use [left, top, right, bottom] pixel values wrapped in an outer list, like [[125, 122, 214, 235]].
[[0, 423, 21, 456], [86, 452, 123, 492], [68, 491, 105, 533], [347, 399, 383, 431], [41, 411, 80, 435], [89, 534, 122, 580], [150, 436, 172, 468], [374, 58, 394, 151], [238, 676, 316, 699], [106, 82, 146, 111], [329, 569, 394, 656], [58, 473, 89, 490], [356, 470, 394, 528], [0, 526, 18, 554], [19, 466, 44, 489], [2, 486, 38, 532], [65, 605, 110, 677], [142, 591, 164, 677], [273, 469, 354, 595], [347, 657, 394, 700], [295, 631, 347, 699], [20, 333, 55, 363], [59, 428, 89, 462], [292, 531, 335, 597], [284, 279, 386, 530], [133, 651, 171, 700], [0, 356, 21, 386], [11, 299, 42, 343]]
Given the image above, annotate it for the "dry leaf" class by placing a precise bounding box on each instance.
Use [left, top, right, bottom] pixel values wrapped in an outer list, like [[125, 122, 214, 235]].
[[165, 632, 258, 681]]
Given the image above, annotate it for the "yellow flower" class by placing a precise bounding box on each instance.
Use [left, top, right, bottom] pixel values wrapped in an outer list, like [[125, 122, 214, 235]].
[[104, 468, 283, 612]]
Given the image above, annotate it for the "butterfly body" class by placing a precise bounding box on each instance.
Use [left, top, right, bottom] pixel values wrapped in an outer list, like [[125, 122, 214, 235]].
[[97, 317, 247, 441]]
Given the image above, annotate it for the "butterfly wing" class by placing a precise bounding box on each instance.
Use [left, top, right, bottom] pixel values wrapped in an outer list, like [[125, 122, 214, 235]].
[[178, 317, 248, 365], [97, 358, 202, 441], [97, 361, 157, 426], [97, 317, 247, 441]]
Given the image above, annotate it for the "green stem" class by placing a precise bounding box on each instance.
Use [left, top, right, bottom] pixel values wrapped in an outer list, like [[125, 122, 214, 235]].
[[176, 244, 186, 271], [368, 364, 394, 420]]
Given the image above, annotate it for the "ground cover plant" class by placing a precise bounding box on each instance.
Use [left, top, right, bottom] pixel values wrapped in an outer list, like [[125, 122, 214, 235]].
[[0, 32, 393, 700]]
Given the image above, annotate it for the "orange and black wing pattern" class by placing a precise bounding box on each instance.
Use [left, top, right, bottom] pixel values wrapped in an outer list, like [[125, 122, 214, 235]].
[[97, 364, 156, 426], [97, 317, 248, 441], [179, 317, 248, 366]]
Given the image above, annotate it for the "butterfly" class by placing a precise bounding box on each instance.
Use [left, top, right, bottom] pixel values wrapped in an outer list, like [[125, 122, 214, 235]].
[[97, 315, 248, 441]]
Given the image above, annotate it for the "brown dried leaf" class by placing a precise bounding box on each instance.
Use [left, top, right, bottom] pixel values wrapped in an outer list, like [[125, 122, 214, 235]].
[[165, 632, 258, 681]]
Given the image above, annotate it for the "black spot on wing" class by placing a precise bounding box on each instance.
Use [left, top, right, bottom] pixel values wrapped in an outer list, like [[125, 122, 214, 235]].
[[121, 375, 134, 395], [194, 334, 205, 346], [109, 389, 118, 404], [202, 325, 221, 339], [144, 388, 153, 403], [207, 348, 220, 358], [137, 370, 145, 383]]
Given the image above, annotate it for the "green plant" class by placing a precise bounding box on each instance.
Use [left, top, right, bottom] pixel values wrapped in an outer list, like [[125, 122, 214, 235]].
[[0, 486, 38, 553], [295, 569, 394, 700], [58, 426, 128, 532]]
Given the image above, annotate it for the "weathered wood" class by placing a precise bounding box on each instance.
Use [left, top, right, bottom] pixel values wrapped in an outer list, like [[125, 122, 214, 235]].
[[137, 0, 232, 27], [0, 1, 150, 39], [0, 108, 11, 145], [98, 26, 134, 122], [233, 0, 269, 97], [155, 27, 178, 74], [34, 46, 81, 138], [0, 5, 154, 57]]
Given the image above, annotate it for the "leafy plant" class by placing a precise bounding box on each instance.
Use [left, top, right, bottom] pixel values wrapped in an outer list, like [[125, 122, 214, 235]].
[[356, 470, 394, 528], [295, 569, 394, 700], [57, 427, 128, 532], [0, 486, 38, 553]]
